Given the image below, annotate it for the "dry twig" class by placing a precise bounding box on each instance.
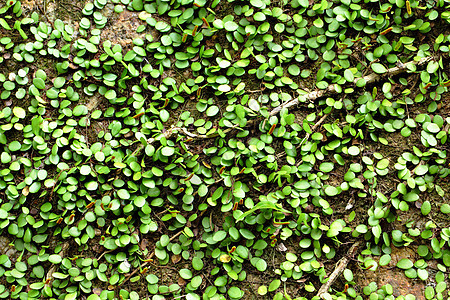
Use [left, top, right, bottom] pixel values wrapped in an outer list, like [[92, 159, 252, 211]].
[[316, 241, 362, 299], [270, 56, 433, 116]]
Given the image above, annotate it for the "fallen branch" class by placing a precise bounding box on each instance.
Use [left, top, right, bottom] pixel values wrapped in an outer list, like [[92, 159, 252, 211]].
[[119, 230, 184, 287], [270, 56, 433, 116], [315, 241, 362, 299]]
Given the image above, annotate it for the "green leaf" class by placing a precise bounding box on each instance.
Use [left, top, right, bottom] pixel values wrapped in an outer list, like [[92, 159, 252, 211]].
[[222, 150, 235, 160], [371, 63, 388, 74], [397, 258, 413, 269], [33, 77, 45, 89], [344, 69, 354, 82], [250, 0, 264, 8], [13, 107, 26, 119], [415, 164, 428, 176], [54, 77, 66, 88], [417, 269, 428, 281], [258, 285, 267, 295], [206, 105, 219, 117], [414, 246, 427, 260], [179, 269, 192, 280], [160, 109, 169, 122], [224, 21, 239, 31], [286, 253, 297, 262], [213, 230, 227, 242], [323, 50, 335, 61], [426, 123, 440, 133], [343, 269, 353, 281], [134, 196, 146, 207], [73, 105, 88, 116], [268, 279, 281, 292], [8, 141, 22, 152], [218, 84, 231, 92], [48, 254, 62, 264], [421, 201, 431, 215], [29, 182, 41, 193], [253, 11, 266, 22], [319, 162, 334, 173], [255, 258, 267, 272], [117, 189, 130, 199], [288, 65, 300, 76], [65, 292, 78, 300], [425, 286, 435, 299], [192, 257, 204, 271], [152, 167, 163, 177], [105, 89, 116, 100], [86, 43, 98, 53], [132, 0, 144, 10], [379, 254, 391, 266], [228, 287, 243, 298], [376, 159, 389, 169], [0, 18, 12, 30], [160, 235, 170, 247], [404, 192, 419, 202], [348, 146, 360, 156], [198, 184, 208, 197], [161, 146, 175, 156], [441, 204, 450, 214], [405, 268, 417, 279], [324, 186, 339, 196], [427, 61, 439, 74], [298, 0, 309, 7], [85, 181, 98, 190]]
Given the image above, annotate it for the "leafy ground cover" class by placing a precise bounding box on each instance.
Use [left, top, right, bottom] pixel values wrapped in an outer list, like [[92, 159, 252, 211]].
[[0, 0, 449, 299]]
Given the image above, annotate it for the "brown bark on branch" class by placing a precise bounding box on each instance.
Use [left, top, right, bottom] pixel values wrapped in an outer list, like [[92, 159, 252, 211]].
[[315, 241, 362, 299], [270, 56, 433, 116]]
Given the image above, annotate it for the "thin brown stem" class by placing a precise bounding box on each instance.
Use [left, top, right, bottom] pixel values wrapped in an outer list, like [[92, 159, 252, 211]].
[[316, 241, 362, 299]]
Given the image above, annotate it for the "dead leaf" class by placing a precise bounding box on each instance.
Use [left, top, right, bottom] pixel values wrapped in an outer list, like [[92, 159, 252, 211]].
[[219, 254, 231, 263], [178, 277, 187, 286], [140, 239, 149, 251], [277, 243, 287, 252], [171, 254, 181, 264]]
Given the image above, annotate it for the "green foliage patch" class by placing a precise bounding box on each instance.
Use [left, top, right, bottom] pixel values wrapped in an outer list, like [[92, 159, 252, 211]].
[[0, 0, 449, 299]]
